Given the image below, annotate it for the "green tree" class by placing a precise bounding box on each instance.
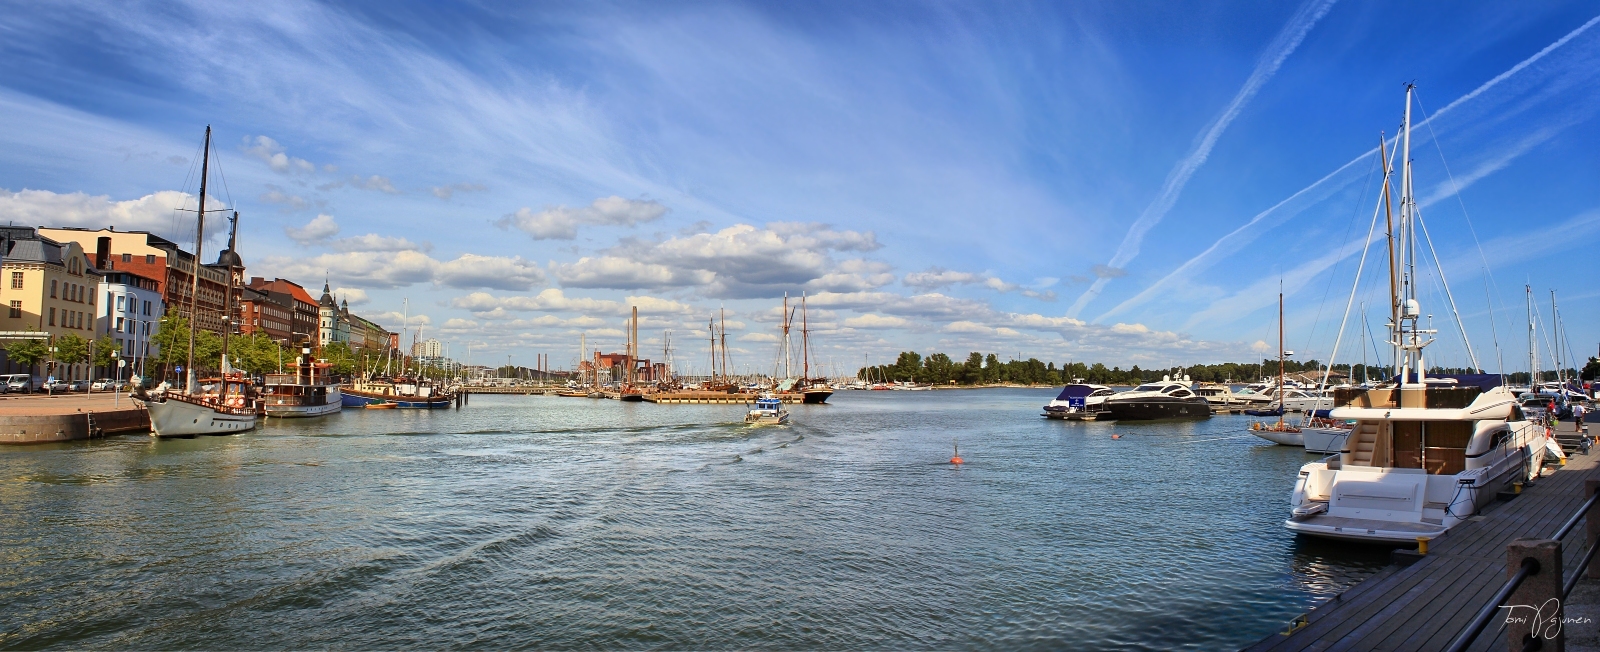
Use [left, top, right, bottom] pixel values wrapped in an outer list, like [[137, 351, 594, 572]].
[[54, 333, 89, 379], [92, 335, 121, 371], [6, 336, 48, 376], [321, 341, 355, 376], [152, 316, 189, 367]]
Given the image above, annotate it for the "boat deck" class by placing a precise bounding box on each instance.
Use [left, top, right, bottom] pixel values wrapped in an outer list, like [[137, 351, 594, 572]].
[[1250, 421, 1598, 651]]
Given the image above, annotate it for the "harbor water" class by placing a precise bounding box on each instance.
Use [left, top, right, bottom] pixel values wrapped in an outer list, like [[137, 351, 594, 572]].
[[0, 389, 1392, 649]]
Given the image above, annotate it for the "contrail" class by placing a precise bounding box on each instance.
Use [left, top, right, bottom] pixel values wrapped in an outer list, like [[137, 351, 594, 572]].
[[1065, 0, 1338, 318], [1095, 11, 1600, 324]]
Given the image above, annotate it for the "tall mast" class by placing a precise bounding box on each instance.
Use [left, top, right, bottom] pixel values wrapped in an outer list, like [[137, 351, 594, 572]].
[[781, 293, 791, 380], [801, 292, 810, 381], [580, 332, 587, 387], [719, 307, 728, 384], [1278, 289, 1285, 427], [1379, 132, 1399, 379], [629, 306, 638, 386], [185, 126, 211, 394], [1551, 290, 1561, 384], [220, 210, 239, 374], [708, 316, 717, 383], [1527, 285, 1536, 386]]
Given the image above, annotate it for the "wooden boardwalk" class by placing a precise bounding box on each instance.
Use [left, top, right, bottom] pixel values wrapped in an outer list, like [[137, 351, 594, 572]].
[[1251, 421, 1600, 652]]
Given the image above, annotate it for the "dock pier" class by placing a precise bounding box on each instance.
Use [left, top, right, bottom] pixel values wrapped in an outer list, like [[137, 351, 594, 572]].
[[1251, 419, 1600, 651], [0, 393, 151, 444]]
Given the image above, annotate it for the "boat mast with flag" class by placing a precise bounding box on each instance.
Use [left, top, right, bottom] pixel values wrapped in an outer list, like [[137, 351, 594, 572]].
[[131, 125, 259, 436]]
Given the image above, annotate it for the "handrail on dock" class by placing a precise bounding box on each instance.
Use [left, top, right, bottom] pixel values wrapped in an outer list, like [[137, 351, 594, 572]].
[[1444, 480, 1600, 652]]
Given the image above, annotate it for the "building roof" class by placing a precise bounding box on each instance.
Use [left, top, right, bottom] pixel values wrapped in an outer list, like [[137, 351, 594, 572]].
[[3, 237, 62, 265], [319, 281, 337, 308]]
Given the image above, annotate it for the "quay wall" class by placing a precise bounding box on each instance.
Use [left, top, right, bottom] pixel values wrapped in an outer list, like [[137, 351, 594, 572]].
[[0, 408, 151, 445]]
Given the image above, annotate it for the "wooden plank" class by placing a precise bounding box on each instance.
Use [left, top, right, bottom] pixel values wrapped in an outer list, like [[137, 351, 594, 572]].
[[1255, 454, 1600, 651]]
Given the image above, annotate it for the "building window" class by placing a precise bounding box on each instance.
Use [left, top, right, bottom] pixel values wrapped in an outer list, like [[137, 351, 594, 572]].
[[7, 301, 19, 318], [122, 253, 131, 263], [48, 307, 55, 326], [146, 254, 156, 265], [9, 272, 21, 289], [143, 300, 151, 316], [117, 296, 124, 311], [49, 279, 56, 297]]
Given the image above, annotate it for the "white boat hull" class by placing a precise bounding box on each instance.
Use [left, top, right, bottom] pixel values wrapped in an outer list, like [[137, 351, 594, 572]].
[[139, 396, 258, 437], [263, 400, 343, 418], [1251, 429, 1304, 446], [1302, 427, 1350, 454]]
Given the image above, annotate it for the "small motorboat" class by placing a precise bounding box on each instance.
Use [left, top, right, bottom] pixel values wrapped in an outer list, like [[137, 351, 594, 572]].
[[745, 394, 790, 425], [366, 401, 397, 410], [1249, 420, 1303, 446]]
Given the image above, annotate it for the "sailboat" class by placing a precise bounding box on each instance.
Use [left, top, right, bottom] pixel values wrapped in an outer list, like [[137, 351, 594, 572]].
[[132, 126, 259, 437], [1250, 291, 1306, 443], [1283, 87, 1547, 544]]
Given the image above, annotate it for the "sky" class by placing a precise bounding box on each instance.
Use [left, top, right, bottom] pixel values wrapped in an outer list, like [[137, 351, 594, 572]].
[[1, 0, 1598, 377]]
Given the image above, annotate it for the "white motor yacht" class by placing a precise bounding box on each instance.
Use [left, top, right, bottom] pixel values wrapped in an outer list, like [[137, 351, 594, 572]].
[[1284, 87, 1549, 545], [1042, 383, 1115, 419]]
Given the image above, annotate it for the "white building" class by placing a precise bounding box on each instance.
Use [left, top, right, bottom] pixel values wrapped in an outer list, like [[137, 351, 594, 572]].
[[412, 338, 442, 358], [96, 270, 164, 377]]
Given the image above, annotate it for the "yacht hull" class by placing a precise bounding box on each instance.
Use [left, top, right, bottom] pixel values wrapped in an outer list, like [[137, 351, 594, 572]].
[[341, 387, 452, 409], [1103, 397, 1211, 420], [263, 400, 343, 418], [1251, 429, 1304, 446], [1302, 427, 1351, 454], [139, 396, 258, 437]]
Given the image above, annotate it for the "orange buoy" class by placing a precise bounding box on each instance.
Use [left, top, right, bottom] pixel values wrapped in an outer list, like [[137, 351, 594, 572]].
[[1111, 434, 1122, 439], [950, 439, 963, 465]]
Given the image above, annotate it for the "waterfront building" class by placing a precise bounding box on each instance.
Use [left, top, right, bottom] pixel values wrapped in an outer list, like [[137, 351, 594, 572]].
[[0, 226, 102, 380], [40, 227, 233, 334], [246, 277, 319, 344], [239, 287, 294, 343], [317, 282, 351, 348], [412, 338, 443, 358], [349, 313, 390, 352], [95, 270, 164, 373]]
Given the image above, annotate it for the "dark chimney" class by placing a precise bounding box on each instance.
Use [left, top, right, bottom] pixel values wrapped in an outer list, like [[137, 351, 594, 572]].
[[95, 236, 111, 270]]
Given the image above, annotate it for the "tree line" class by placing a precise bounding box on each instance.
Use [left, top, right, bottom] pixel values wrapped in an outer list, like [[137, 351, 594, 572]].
[[854, 351, 1584, 387], [4, 316, 449, 382]]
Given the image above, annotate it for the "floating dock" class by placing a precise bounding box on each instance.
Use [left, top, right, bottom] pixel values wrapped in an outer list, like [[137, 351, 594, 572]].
[[1250, 420, 1598, 651]]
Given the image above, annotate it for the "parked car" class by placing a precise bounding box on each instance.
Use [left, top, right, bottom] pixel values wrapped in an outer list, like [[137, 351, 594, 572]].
[[90, 378, 127, 391], [41, 380, 70, 393], [69, 380, 91, 392], [1, 374, 37, 393]]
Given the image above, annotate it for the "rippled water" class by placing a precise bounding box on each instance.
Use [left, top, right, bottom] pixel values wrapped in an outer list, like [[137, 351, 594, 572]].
[[0, 389, 1393, 650]]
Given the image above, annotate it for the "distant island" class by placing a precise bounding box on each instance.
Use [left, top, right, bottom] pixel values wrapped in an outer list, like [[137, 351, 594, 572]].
[[856, 351, 1591, 387]]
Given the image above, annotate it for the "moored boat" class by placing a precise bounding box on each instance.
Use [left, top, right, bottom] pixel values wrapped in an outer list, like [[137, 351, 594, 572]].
[[342, 376, 454, 408], [1042, 383, 1114, 420], [131, 125, 259, 437], [261, 347, 342, 418], [1101, 375, 1209, 420], [1283, 87, 1549, 544]]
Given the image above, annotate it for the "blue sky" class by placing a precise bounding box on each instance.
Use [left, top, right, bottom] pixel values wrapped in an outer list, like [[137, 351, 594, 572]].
[[2, 1, 1597, 376]]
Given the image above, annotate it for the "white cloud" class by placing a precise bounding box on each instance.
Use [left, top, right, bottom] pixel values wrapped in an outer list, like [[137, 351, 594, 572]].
[[366, 311, 431, 330], [579, 223, 882, 297], [0, 188, 215, 235], [435, 254, 546, 291], [243, 135, 315, 174], [498, 196, 668, 240], [260, 184, 314, 212], [256, 250, 545, 291], [842, 314, 909, 329], [329, 233, 429, 253], [902, 266, 1053, 300], [285, 214, 340, 245], [449, 289, 692, 317], [333, 287, 369, 306], [431, 182, 487, 200], [553, 256, 714, 289], [351, 175, 400, 194]]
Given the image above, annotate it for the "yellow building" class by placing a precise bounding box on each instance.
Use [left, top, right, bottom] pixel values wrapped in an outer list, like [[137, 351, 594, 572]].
[[0, 227, 102, 380]]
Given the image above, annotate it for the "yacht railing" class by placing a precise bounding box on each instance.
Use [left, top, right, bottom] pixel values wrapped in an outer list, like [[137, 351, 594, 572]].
[[1444, 483, 1600, 652]]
